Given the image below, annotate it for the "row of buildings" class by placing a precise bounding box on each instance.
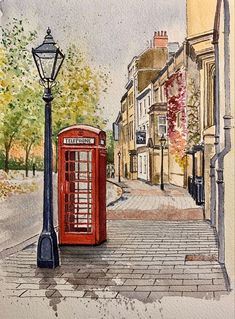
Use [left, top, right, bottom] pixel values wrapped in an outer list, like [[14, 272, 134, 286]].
[[113, 0, 234, 286]]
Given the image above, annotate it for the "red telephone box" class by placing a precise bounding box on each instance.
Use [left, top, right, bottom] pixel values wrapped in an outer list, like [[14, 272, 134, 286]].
[[58, 124, 107, 245]]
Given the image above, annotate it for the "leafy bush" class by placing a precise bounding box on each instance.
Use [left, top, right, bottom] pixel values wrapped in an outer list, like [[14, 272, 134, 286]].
[[0, 151, 44, 171]]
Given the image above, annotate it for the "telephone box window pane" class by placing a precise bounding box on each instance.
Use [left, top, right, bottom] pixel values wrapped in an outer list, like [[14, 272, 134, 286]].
[[65, 163, 69, 172], [69, 152, 75, 161], [79, 162, 87, 172], [79, 152, 87, 161], [64, 150, 93, 233], [70, 162, 75, 171]]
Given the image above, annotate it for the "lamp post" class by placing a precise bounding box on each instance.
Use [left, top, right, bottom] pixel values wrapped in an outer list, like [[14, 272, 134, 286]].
[[118, 151, 121, 183], [160, 134, 167, 191], [32, 28, 64, 268]]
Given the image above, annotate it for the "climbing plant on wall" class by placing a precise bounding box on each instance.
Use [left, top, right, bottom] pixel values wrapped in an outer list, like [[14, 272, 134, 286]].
[[165, 69, 187, 169], [187, 78, 200, 148]]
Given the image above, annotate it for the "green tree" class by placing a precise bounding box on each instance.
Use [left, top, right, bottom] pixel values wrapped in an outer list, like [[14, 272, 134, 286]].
[[0, 19, 39, 173], [52, 45, 108, 171], [18, 89, 44, 177], [106, 130, 114, 164]]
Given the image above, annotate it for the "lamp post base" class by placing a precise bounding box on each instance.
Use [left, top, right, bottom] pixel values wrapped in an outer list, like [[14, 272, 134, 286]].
[[37, 230, 59, 268]]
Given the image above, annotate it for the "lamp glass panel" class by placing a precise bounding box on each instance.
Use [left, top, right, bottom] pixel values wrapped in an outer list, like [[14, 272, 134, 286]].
[[34, 55, 45, 80], [52, 52, 64, 80], [39, 53, 56, 80]]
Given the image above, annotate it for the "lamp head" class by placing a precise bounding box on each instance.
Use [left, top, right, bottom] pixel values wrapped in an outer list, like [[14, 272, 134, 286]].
[[32, 28, 64, 87]]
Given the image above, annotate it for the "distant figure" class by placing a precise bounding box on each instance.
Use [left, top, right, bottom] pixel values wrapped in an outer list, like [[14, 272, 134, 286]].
[[32, 163, 36, 177], [107, 165, 111, 178], [111, 165, 115, 178]]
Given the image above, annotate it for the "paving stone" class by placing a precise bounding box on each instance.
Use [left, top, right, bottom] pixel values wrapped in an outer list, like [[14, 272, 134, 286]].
[[142, 274, 172, 279], [198, 273, 224, 279], [135, 286, 169, 292], [159, 269, 184, 274], [183, 279, 212, 285], [198, 285, 227, 292], [148, 291, 182, 300], [114, 273, 143, 279], [108, 285, 137, 292], [169, 285, 198, 292], [213, 291, 231, 299], [154, 279, 183, 286], [84, 291, 118, 299], [65, 278, 98, 286], [8, 289, 27, 297], [133, 269, 160, 274], [107, 269, 134, 274], [116, 291, 149, 301], [17, 283, 50, 290], [184, 268, 215, 274], [124, 279, 155, 286], [212, 278, 227, 285], [182, 292, 214, 299], [61, 273, 90, 279], [5, 283, 21, 290], [20, 289, 56, 297], [48, 284, 77, 290], [51, 290, 85, 298], [172, 274, 198, 280]]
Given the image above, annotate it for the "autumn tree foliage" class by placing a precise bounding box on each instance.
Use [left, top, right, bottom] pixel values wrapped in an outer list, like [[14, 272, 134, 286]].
[[0, 19, 108, 175]]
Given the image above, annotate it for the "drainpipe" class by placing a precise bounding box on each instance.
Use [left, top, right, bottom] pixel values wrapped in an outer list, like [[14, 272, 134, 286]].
[[216, 0, 231, 264], [210, 0, 222, 227], [210, 42, 220, 227]]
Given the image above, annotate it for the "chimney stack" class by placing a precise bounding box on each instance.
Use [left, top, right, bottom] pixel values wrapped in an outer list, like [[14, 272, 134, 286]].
[[153, 31, 168, 48]]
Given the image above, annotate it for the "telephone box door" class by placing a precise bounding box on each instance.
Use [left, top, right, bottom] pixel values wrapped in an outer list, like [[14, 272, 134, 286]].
[[59, 148, 96, 244]]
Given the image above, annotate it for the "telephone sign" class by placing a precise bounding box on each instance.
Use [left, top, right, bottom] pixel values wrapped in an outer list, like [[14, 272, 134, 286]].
[[63, 137, 95, 145]]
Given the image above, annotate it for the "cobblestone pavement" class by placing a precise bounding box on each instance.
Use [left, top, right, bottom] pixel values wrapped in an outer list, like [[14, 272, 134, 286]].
[[0, 220, 229, 304], [107, 179, 204, 220]]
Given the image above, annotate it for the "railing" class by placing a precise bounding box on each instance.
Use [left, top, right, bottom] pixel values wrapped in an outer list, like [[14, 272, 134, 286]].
[[188, 176, 204, 206]]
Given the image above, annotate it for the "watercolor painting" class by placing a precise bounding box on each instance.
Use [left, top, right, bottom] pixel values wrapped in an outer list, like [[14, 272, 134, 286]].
[[0, 0, 234, 318]]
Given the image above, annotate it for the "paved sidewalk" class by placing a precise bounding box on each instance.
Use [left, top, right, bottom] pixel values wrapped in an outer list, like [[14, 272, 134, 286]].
[[0, 220, 229, 306], [107, 179, 204, 220], [0, 178, 232, 318]]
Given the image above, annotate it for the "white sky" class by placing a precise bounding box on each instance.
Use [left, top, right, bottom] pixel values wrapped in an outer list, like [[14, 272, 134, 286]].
[[1, 0, 186, 128]]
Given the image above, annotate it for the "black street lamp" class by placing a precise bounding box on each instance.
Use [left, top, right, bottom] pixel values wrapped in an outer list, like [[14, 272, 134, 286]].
[[32, 28, 64, 268], [118, 151, 121, 183], [160, 134, 167, 191]]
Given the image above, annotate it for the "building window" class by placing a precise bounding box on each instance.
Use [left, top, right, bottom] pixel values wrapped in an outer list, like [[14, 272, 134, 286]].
[[148, 95, 151, 106], [140, 102, 142, 117], [154, 88, 159, 103], [130, 154, 137, 173], [158, 116, 167, 135], [128, 92, 134, 108], [139, 156, 142, 173], [129, 121, 134, 140], [144, 99, 146, 114], [122, 101, 127, 112]]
